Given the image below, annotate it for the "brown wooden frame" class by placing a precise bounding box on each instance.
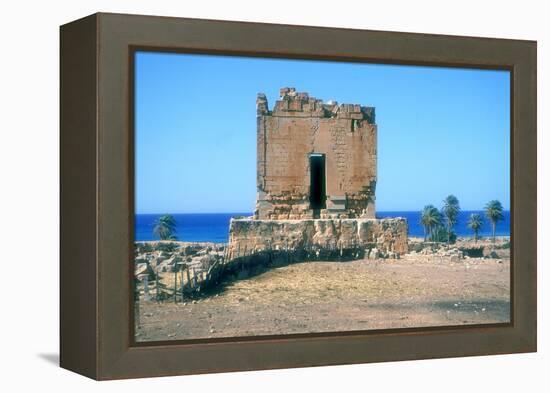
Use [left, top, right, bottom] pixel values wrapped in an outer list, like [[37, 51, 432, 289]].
[[60, 12, 537, 380]]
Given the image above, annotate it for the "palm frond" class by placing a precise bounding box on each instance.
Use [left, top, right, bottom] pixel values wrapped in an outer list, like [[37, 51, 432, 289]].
[[152, 214, 179, 240], [484, 200, 504, 222], [442, 194, 460, 227]]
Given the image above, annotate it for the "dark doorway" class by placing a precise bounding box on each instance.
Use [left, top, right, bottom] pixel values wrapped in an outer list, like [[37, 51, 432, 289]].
[[309, 154, 326, 216]]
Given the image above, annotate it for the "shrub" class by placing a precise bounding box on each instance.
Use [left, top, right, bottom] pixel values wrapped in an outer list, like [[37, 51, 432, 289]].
[[431, 227, 456, 244], [460, 247, 484, 258], [500, 241, 511, 249], [155, 242, 179, 252], [135, 243, 153, 254]]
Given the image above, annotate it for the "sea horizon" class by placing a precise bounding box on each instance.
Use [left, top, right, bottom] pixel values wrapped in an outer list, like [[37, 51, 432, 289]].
[[135, 210, 511, 243]]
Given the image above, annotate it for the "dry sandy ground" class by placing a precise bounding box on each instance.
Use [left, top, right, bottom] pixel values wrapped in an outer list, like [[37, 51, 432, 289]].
[[135, 256, 510, 342]]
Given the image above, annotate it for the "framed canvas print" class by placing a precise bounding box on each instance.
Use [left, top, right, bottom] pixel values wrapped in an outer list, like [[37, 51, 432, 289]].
[[60, 13, 537, 380]]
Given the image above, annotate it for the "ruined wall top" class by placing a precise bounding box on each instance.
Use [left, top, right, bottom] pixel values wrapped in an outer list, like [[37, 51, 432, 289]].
[[256, 87, 375, 123]]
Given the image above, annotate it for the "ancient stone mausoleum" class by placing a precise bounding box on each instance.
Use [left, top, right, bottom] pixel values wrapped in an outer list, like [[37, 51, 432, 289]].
[[255, 87, 377, 220], [229, 88, 408, 257]]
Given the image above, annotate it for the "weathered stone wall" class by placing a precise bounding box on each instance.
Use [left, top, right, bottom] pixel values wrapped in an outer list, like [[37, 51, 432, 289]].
[[256, 88, 377, 220], [240, 88, 407, 263], [228, 217, 408, 258]]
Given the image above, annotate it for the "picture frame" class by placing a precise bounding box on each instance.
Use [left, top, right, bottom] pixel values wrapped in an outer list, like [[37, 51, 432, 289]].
[[60, 12, 537, 380]]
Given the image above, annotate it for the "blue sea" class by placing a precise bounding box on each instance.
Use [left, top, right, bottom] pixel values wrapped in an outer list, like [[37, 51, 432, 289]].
[[135, 211, 510, 243]]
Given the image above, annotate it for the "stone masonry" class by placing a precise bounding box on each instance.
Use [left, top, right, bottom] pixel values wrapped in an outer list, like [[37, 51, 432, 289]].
[[256, 87, 377, 219], [228, 217, 408, 257], [229, 88, 408, 259]]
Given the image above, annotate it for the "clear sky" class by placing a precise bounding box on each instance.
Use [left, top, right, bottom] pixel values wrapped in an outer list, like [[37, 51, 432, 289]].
[[135, 51, 510, 214]]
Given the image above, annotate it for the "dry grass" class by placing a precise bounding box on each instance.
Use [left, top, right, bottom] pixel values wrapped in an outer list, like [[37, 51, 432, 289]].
[[136, 255, 510, 342]]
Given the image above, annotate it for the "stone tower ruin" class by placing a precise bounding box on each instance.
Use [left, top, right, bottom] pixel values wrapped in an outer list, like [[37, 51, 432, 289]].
[[255, 87, 377, 220], [228, 88, 408, 258]]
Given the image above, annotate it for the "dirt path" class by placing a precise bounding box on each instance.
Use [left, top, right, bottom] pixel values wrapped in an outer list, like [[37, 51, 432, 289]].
[[135, 256, 510, 342]]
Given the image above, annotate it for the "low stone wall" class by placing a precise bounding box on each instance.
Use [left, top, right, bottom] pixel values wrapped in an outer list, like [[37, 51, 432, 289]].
[[228, 217, 408, 259]]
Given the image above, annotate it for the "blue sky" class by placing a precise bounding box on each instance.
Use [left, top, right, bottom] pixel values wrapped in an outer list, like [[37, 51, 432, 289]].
[[135, 51, 510, 214]]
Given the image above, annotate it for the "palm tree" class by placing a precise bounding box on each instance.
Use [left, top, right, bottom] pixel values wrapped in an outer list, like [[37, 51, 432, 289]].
[[442, 195, 460, 243], [467, 213, 483, 242], [420, 205, 432, 241], [420, 205, 442, 242], [153, 214, 178, 240], [484, 200, 504, 244]]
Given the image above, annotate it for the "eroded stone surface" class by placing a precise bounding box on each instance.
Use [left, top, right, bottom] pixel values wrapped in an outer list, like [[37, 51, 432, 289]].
[[228, 217, 408, 257], [256, 88, 377, 219]]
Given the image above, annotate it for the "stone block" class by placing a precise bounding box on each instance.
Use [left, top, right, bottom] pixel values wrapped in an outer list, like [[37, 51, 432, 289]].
[[229, 217, 408, 259]]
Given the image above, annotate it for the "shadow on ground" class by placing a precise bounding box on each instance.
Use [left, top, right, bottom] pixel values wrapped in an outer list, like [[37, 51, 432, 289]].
[[38, 353, 59, 366], [199, 256, 357, 298]]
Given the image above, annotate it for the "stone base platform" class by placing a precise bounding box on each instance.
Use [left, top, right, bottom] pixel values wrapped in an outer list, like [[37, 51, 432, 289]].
[[228, 217, 408, 259]]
